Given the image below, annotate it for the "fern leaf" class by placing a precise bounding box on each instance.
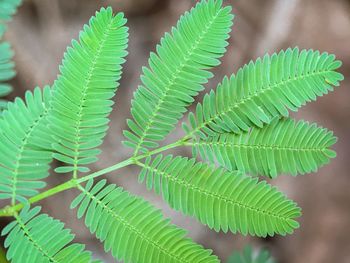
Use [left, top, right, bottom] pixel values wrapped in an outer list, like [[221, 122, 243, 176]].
[[72, 179, 219, 263], [0, 87, 52, 203], [1, 205, 98, 263], [49, 7, 128, 174], [183, 48, 343, 138], [190, 118, 337, 178], [137, 155, 301, 237], [124, 0, 233, 154]]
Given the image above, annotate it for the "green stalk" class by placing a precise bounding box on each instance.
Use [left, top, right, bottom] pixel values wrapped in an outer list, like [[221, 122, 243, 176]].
[[77, 139, 186, 184], [0, 139, 186, 217], [0, 180, 76, 217]]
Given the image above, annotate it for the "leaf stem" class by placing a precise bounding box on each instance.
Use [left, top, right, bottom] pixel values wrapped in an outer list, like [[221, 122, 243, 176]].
[[0, 139, 187, 217], [0, 180, 76, 217], [76, 139, 187, 184]]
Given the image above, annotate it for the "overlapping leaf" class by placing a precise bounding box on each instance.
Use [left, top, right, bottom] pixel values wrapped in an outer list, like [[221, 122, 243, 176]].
[[183, 48, 343, 138], [190, 118, 337, 177], [124, 0, 233, 155], [138, 155, 301, 237], [1, 205, 99, 263], [49, 7, 128, 174], [72, 179, 219, 263], [0, 87, 52, 203]]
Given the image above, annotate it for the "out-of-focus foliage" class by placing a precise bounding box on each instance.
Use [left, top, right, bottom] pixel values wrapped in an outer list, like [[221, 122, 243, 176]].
[[0, 0, 22, 112], [227, 245, 275, 263]]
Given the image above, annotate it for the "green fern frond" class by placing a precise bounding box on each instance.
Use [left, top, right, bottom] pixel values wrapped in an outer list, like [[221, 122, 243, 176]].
[[1, 205, 98, 263], [48, 7, 128, 174], [0, 87, 52, 203], [137, 155, 301, 237], [183, 48, 343, 138], [124, 0, 233, 155], [227, 245, 275, 263], [71, 179, 219, 263], [189, 118, 337, 178]]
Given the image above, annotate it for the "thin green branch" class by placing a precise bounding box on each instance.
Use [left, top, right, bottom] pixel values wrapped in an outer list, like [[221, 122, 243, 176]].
[[0, 180, 76, 217], [0, 139, 187, 217]]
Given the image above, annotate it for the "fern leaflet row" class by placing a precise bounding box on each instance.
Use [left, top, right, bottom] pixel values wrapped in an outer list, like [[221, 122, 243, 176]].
[[72, 179, 219, 263], [124, 0, 233, 154], [137, 155, 301, 237], [190, 118, 337, 177], [1, 205, 100, 263], [49, 7, 128, 174], [183, 48, 343, 138], [0, 87, 52, 203]]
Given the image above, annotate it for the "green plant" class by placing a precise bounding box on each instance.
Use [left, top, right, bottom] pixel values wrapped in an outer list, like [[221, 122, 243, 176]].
[[0, 0, 344, 262], [0, 0, 21, 112], [227, 245, 274, 263]]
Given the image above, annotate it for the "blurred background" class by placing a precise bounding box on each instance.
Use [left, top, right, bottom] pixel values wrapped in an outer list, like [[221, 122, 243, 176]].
[[1, 0, 350, 262]]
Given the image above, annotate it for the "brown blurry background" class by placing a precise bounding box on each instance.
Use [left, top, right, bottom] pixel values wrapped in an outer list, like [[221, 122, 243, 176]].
[[1, 0, 350, 262]]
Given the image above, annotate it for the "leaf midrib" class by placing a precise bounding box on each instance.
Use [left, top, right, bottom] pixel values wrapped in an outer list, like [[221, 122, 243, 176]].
[[9, 108, 48, 204], [141, 163, 297, 222], [15, 214, 58, 262], [72, 17, 114, 173], [190, 140, 329, 152]]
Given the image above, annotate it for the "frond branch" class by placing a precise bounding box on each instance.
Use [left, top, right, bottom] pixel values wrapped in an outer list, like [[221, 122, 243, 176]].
[[188, 118, 336, 177], [73, 179, 219, 262], [183, 48, 343, 139], [137, 155, 301, 237]]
